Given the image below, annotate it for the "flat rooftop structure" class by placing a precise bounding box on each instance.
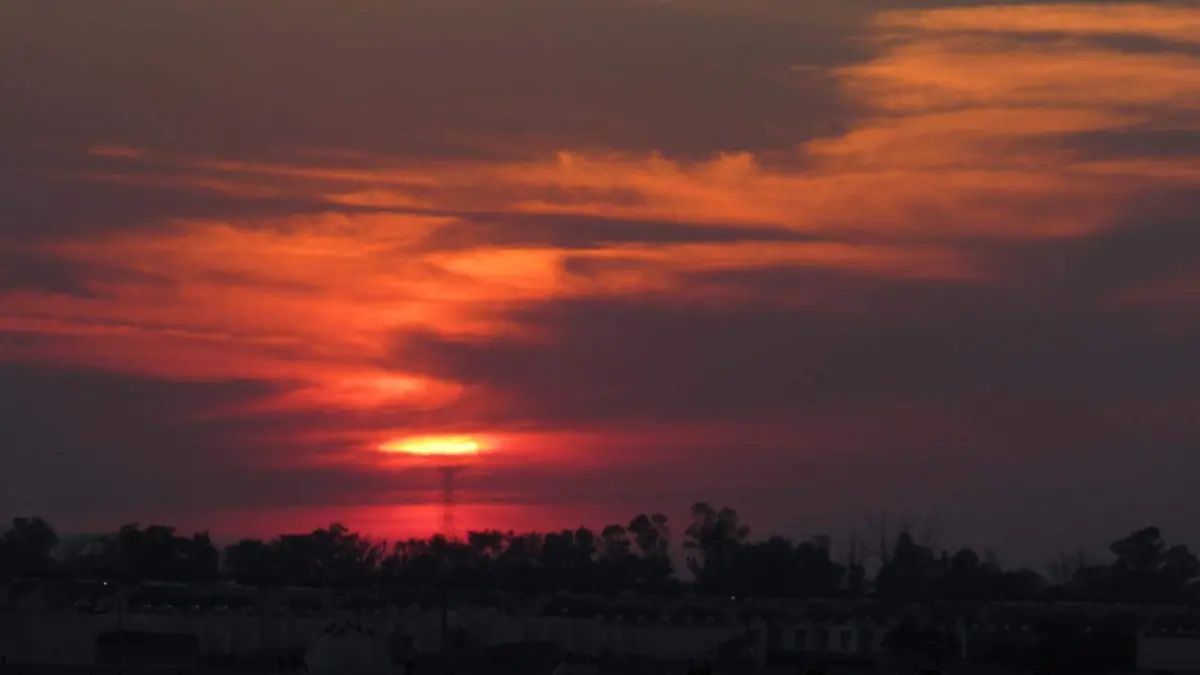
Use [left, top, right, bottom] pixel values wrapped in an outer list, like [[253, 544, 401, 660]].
[[1139, 632, 1200, 672]]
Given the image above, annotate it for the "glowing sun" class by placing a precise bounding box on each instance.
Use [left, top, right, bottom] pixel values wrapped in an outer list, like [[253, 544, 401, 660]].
[[379, 435, 483, 457]]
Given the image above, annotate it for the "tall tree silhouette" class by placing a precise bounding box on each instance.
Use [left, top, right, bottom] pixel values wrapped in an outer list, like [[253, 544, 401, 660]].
[[223, 538, 277, 585], [1110, 526, 1165, 574], [685, 503, 750, 595], [104, 524, 219, 582], [0, 517, 59, 579], [628, 514, 674, 593], [1103, 526, 1199, 602], [874, 532, 935, 600]]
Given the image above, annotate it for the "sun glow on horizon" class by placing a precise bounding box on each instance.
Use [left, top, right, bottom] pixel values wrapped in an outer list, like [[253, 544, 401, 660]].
[[379, 435, 484, 457]]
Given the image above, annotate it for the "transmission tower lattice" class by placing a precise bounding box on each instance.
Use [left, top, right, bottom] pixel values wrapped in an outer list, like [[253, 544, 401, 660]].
[[438, 466, 460, 541]]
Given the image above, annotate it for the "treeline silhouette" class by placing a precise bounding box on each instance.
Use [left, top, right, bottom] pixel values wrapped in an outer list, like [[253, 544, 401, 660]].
[[2, 503, 1198, 604]]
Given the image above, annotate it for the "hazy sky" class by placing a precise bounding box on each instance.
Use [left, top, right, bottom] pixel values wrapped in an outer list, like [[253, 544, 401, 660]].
[[3, 1, 1200, 565]]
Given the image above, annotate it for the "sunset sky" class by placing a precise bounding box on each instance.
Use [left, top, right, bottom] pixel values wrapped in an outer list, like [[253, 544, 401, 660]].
[[3, 0, 1200, 565]]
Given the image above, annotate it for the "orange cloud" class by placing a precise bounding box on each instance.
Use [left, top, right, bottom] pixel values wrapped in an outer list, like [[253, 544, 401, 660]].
[[0, 210, 973, 382], [71, 3, 1200, 244], [875, 4, 1200, 45]]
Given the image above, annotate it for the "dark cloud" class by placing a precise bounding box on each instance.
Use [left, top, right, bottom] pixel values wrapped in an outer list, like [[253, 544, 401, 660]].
[[398, 278, 1200, 428], [0, 364, 443, 524], [985, 191, 1200, 301], [0, 365, 274, 513], [0, 163, 340, 239], [0, 252, 95, 296], [394, 275, 1200, 564], [0, 245, 183, 297], [426, 214, 817, 251], [1063, 129, 1200, 162], [0, 0, 858, 164]]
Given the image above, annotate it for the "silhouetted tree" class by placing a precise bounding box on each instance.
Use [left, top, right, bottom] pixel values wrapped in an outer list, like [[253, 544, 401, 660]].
[[1100, 526, 1200, 602], [86, 524, 220, 582], [0, 517, 59, 579], [223, 538, 277, 585], [939, 547, 983, 599], [628, 514, 674, 593], [543, 528, 596, 593], [1111, 526, 1165, 573], [182, 532, 221, 583], [725, 534, 845, 599], [875, 532, 935, 600], [13, 509, 1198, 605], [59, 533, 121, 580], [495, 532, 540, 591], [598, 524, 635, 593], [685, 503, 750, 595], [1162, 543, 1200, 591]]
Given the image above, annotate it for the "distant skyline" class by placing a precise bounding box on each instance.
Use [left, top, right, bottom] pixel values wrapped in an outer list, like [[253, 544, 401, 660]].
[[3, 1, 1200, 568]]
